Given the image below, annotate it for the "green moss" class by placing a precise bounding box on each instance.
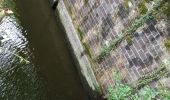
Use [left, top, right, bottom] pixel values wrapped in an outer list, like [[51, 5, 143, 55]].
[[162, 2, 170, 18], [164, 39, 170, 49], [126, 35, 133, 45], [77, 27, 84, 41], [138, 1, 148, 14], [84, 0, 88, 5], [82, 42, 92, 58], [124, 0, 129, 10]]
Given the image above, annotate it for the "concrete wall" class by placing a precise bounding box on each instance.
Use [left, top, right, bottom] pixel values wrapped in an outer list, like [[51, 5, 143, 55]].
[[56, 0, 100, 92]]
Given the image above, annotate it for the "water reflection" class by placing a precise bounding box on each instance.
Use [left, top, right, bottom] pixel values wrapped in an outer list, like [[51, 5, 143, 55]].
[[0, 15, 47, 99]]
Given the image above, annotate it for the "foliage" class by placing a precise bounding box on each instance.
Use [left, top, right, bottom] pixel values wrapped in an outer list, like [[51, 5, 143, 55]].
[[160, 1, 170, 19], [94, 33, 124, 61], [107, 71, 158, 100], [157, 84, 170, 100], [131, 85, 157, 100], [107, 70, 132, 100], [127, 12, 153, 33], [135, 66, 168, 89], [108, 84, 132, 100]]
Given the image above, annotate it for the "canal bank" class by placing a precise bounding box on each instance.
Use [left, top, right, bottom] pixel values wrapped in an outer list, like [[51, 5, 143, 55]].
[[15, 0, 93, 99], [56, 0, 103, 99], [55, 0, 170, 99]]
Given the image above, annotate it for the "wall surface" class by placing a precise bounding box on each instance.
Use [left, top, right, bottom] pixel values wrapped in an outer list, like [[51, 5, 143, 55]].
[[57, 0, 99, 92], [57, 0, 170, 97]]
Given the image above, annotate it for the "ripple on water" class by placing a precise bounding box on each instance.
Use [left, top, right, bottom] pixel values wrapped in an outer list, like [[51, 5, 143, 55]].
[[0, 15, 48, 99]]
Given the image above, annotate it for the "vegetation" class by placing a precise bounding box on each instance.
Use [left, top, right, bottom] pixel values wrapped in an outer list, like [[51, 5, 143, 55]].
[[164, 39, 170, 49], [95, 0, 167, 61], [126, 35, 133, 45], [157, 84, 170, 99], [124, 0, 129, 10], [77, 27, 84, 41], [135, 65, 168, 89], [107, 67, 170, 100], [138, 1, 148, 14], [95, 12, 152, 61], [157, 1, 170, 19], [107, 71, 157, 100], [82, 42, 92, 58]]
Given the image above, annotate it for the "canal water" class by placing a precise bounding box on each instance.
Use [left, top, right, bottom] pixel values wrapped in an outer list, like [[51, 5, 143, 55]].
[[0, 0, 88, 100]]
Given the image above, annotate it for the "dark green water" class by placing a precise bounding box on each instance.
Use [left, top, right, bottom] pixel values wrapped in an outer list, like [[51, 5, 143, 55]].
[[0, 0, 88, 100]]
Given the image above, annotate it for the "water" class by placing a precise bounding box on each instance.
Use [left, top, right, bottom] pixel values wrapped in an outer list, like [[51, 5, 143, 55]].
[[0, 0, 88, 100]]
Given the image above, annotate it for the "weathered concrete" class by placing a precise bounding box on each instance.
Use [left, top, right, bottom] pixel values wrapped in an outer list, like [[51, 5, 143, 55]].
[[57, 0, 99, 91]]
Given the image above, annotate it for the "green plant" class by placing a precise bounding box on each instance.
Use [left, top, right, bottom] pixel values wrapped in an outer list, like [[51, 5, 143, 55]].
[[108, 84, 132, 100], [157, 84, 170, 99], [107, 70, 132, 100], [135, 66, 168, 89], [160, 1, 170, 19], [131, 85, 157, 100], [107, 71, 158, 100]]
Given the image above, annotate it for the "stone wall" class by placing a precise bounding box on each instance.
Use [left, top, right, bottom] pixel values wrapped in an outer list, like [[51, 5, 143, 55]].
[[58, 0, 170, 97]]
